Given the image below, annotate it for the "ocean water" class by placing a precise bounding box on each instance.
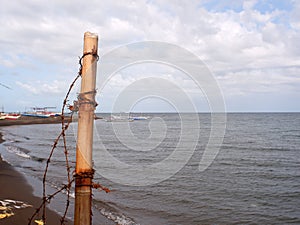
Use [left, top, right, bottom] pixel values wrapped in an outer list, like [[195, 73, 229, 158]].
[[0, 113, 299, 224]]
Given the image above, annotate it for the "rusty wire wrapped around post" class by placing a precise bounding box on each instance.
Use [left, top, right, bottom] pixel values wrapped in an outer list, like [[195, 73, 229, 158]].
[[78, 52, 99, 76], [77, 90, 98, 109], [74, 170, 95, 187]]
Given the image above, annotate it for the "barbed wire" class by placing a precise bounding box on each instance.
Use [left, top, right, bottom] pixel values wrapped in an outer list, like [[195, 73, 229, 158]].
[[27, 52, 108, 225]]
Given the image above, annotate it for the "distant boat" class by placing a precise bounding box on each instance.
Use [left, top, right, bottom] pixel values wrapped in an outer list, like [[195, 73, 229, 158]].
[[105, 115, 134, 122], [22, 107, 61, 118], [129, 116, 149, 121], [0, 113, 21, 120], [22, 112, 51, 118]]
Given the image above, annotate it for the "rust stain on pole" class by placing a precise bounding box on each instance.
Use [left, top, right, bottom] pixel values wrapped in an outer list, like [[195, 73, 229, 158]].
[[74, 31, 98, 225]]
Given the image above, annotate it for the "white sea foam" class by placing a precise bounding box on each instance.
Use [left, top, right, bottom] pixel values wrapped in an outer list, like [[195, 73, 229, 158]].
[[5, 146, 30, 159], [0, 199, 32, 209], [99, 208, 139, 225]]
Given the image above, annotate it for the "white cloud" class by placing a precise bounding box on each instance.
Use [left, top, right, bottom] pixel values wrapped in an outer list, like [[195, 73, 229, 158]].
[[16, 80, 67, 95], [243, 0, 258, 11], [217, 66, 300, 96], [0, 0, 299, 111]]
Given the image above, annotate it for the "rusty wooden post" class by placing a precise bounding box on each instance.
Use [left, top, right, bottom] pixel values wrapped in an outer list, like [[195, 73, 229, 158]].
[[74, 31, 98, 225]]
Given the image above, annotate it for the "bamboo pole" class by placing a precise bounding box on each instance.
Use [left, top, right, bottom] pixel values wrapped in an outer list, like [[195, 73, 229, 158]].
[[74, 32, 98, 225]]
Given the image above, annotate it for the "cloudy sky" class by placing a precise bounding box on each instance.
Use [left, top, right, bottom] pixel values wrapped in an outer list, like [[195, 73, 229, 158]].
[[0, 0, 299, 112]]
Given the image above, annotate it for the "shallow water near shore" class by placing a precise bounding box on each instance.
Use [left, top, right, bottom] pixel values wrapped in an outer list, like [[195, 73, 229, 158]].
[[0, 113, 300, 224]]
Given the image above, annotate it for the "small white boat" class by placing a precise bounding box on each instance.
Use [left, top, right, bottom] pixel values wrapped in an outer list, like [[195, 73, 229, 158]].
[[129, 116, 149, 121], [0, 113, 5, 120], [105, 115, 134, 122], [1, 113, 21, 120]]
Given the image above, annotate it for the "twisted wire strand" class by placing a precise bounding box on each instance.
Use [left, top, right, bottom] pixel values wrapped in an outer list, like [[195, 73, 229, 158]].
[[28, 52, 99, 225]]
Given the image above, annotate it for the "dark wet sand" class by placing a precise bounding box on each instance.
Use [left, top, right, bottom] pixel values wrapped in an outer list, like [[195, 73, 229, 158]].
[[1, 119, 69, 223], [1, 131, 66, 224], [0, 154, 69, 224]]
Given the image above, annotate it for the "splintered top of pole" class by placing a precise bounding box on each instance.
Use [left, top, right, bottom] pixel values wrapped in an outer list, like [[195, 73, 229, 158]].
[[85, 31, 98, 37], [84, 31, 98, 52]]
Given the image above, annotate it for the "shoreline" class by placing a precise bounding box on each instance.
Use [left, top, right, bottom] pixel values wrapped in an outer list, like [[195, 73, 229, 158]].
[[0, 131, 69, 224], [0, 129, 115, 225], [0, 153, 69, 224], [0, 132, 4, 144]]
